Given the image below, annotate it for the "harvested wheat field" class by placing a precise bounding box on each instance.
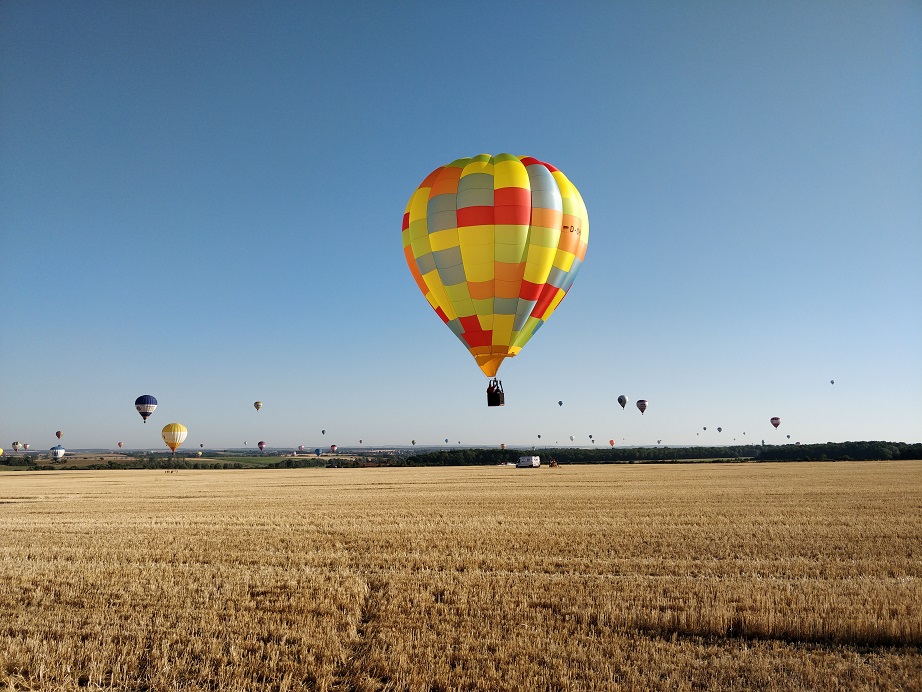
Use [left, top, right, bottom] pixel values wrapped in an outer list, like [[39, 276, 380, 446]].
[[0, 461, 919, 691]]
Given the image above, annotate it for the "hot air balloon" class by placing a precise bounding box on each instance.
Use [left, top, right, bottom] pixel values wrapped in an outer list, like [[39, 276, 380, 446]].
[[500, 443, 506, 449], [50, 445, 65, 461], [402, 154, 589, 404], [537, 434, 542, 439], [253, 401, 262, 411], [161, 423, 187, 453], [770, 417, 781, 429], [412, 440, 416, 445], [830, 380, 835, 385], [0, 448, 3, 457], [22, 444, 29, 451], [558, 401, 563, 407], [787, 434, 791, 439], [118, 442, 124, 448], [315, 448, 322, 456], [321, 430, 326, 435], [298, 445, 305, 452], [12, 442, 21, 452], [196, 451, 203, 457], [636, 400, 648, 414], [569, 435, 574, 441], [657, 439, 662, 444], [330, 445, 337, 453], [703, 427, 707, 431], [55, 431, 63, 440], [617, 395, 628, 409], [609, 439, 614, 447], [444, 438, 449, 444], [717, 427, 722, 433], [135, 395, 157, 423], [258, 441, 266, 451], [199, 443, 203, 448]]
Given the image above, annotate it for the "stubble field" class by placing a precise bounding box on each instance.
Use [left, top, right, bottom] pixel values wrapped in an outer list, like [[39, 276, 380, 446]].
[[0, 461, 919, 691]]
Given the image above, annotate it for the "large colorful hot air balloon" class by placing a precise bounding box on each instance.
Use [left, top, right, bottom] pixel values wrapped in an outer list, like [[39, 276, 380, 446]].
[[617, 395, 628, 409], [253, 401, 262, 411], [135, 395, 157, 423], [636, 400, 648, 415], [50, 445, 65, 461], [258, 441, 266, 451], [402, 154, 589, 397], [55, 431, 63, 440], [770, 417, 781, 429], [161, 423, 187, 453]]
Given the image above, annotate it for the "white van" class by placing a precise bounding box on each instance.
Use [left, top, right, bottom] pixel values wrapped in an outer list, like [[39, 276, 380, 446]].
[[516, 455, 541, 468]]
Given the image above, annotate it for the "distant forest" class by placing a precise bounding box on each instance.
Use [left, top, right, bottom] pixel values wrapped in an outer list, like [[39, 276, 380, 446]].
[[395, 441, 922, 467]]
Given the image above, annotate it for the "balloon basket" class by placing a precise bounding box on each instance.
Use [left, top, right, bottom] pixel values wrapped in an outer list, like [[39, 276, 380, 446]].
[[487, 379, 505, 407]]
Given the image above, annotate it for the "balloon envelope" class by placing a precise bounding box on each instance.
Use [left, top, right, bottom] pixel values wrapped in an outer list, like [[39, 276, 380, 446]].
[[161, 423, 187, 452], [402, 154, 589, 378], [609, 439, 614, 447], [258, 441, 266, 451], [330, 445, 337, 453], [118, 442, 124, 448], [617, 395, 628, 409], [770, 417, 781, 429], [55, 431, 63, 439], [253, 401, 262, 411], [50, 445, 65, 460], [135, 395, 157, 423], [558, 401, 563, 407], [636, 400, 648, 414]]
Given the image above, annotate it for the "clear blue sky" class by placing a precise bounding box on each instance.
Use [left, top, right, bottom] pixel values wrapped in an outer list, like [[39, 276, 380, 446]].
[[2, 1, 920, 451]]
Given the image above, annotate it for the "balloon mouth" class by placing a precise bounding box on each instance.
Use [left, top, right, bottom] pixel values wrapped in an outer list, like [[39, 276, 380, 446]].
[[476, 354, 509, 378]]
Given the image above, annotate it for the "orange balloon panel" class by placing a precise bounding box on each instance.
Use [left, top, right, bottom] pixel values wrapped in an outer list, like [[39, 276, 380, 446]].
[[402, 154, 589, 377]]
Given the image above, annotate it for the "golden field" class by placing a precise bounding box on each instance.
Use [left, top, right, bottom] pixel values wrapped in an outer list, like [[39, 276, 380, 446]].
[[0, 461, 919, 691]]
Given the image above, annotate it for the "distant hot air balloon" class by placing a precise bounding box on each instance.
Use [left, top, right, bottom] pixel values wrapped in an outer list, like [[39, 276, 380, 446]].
[[717, 427, 722, 433], [254, 401, 262, 411], [12, 442, 21, 452], [315, 448, 322, 456], [787, 434, 791, 439], [321, 429, 326, 435], [135, 395, 157, 423], [55, 430, 63, 440], [330, 445, 338, 453], [412, 440, 416, 445], [500, 443, 506, 449], [200, 443, 203, 448], [360, 440, 364, 444], [22, 444, 29, 451], [558, 401, 563, 407], [258, 441, 266, 451], [636, 400, 648, 415], [569, 435, 574, 442], [703, 427, 707, 431], [0, 448, 3, 457], [830, 380, 835, 385], [50, 445, 65, 461], [444, 438, 449, 444], [118, 442, 124, 448], [537, 434, 542, 439], [196, 451, 203, 457], [609, 439, 614, 447], [617, 395, 628, 409], [402, 154, 589, 403], [657, 439, 662, 444], [161, 423, 187, 453], [298, 445, 305, 452], [770, 417, 781, 429]]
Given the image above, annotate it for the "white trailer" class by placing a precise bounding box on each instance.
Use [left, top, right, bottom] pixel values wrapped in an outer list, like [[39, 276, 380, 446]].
[[516, 455, 541, 468]]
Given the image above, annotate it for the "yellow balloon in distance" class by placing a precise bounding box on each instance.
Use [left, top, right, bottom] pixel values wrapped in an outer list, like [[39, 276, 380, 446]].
[[402, 154, 589, 377], [161, 423, 188, 452]]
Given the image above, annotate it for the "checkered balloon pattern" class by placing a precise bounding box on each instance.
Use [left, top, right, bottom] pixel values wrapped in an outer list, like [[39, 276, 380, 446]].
[[402, 154, 589, 377]]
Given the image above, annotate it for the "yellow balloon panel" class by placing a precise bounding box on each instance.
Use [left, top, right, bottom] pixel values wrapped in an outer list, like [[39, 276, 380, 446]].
[[402, 154, 588, 377]]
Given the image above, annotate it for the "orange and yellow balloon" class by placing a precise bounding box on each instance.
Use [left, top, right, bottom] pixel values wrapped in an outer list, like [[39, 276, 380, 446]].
[[161, 423, 188, 453], [402, 154, 589, 378]]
